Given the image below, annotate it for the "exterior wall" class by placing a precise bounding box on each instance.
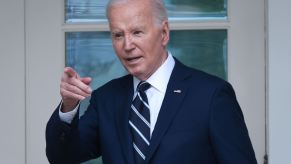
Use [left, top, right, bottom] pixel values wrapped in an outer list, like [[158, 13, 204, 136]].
[[0, 0, 26, 163], [268, 0, 291, 163], [25, 0, 63, 163]]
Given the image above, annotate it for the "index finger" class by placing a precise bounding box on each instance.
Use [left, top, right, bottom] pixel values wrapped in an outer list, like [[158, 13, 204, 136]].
[[64, 67, 78, 78]]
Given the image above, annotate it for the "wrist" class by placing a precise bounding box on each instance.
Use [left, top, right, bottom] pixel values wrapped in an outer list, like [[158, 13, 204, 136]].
[[61, 101, 79, 113]]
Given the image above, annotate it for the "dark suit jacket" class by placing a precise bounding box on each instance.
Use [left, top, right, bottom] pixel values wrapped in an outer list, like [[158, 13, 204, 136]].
[[46, 59, 257, 164]]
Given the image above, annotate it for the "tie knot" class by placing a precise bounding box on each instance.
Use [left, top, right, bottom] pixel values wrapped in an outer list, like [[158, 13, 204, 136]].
[[137, 81, 151, 92]]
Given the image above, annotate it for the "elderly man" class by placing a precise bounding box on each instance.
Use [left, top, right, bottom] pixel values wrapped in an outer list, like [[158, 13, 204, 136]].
[[46, 0, 257, 163]]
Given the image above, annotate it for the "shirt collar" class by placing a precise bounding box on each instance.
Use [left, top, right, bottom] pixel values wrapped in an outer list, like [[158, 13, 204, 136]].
[[133, 51, 175, 93]]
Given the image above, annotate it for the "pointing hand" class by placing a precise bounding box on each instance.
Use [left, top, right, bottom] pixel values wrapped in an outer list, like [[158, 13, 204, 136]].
[[60, 67, 92, 112]]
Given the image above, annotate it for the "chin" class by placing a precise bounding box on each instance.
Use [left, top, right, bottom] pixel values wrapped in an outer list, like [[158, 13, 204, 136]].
[[130, 71, 144, 80], [130, 71, 141, 78], [127, 67, 141, 76]]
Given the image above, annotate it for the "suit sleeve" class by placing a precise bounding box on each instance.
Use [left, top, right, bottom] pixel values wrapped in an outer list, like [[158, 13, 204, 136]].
[[209, 82, 257, 164], [46, 91, 101, 163], [45, 102, 79, 164]]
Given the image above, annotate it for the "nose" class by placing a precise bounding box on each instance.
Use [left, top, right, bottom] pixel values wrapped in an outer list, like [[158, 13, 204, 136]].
[[124, 35, 135, 52]]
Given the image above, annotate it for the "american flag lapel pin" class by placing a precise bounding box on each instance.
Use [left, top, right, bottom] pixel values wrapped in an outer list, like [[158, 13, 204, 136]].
[[173, 90, 182, 93]]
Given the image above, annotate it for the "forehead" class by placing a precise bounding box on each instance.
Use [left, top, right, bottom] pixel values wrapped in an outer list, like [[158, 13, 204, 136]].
[[108, 1, 154, 28]]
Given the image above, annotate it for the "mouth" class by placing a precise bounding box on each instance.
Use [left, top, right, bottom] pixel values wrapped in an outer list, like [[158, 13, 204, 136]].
[[125, 56, 142, 63]]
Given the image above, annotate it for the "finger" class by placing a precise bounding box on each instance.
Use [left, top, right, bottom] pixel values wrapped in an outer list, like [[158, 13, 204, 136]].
[[64, 67, 78, 78], [61, 82, 91, 98], [61, 88, 86, 101], [80, 77, 92, 85], [66, 78, 92, 94], [61, 67, 92, 94]]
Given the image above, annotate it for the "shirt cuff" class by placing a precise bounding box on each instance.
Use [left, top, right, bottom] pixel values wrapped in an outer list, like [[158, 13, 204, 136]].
[[58, 101, 79, 124]]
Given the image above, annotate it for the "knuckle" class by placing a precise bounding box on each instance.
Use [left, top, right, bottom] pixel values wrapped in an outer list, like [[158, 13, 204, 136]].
[[84, 85, 89, 90]]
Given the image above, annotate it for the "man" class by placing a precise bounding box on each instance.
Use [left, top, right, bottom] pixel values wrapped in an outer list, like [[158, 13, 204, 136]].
[[46, 0, 257, 163]]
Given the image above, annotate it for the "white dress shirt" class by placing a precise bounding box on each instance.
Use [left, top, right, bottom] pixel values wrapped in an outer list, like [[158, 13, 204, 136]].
[[132, 53, 175, 135], [59, 52, 175, 136]]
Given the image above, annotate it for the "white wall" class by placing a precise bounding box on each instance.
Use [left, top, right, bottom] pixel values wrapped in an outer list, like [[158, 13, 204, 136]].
[[268, 0, 291, 163], [0, 0, 26, 163], [25, 0, 63, 163]]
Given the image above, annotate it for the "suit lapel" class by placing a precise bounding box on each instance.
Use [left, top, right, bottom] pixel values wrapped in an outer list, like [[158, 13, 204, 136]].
[[145, 60, 193, 163], [115, 75, 135, 164]]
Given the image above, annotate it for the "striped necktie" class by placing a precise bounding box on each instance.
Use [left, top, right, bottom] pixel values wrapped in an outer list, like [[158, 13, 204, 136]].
[[129, 81, 151, 164]]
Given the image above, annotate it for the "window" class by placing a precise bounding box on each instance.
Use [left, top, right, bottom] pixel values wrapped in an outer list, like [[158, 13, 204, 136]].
[[64, 0, 228, 163], [65, 0, 227, 22]]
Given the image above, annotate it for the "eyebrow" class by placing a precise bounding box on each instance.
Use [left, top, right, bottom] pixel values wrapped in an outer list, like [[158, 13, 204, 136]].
[[111, 31, 122, 34], [131, 25, 146, 32]]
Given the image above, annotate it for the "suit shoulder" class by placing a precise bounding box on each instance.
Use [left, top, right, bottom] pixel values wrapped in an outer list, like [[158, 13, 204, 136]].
[[184, 65, 227, 85], [182, 67, 235, 96], [174, 58, 227, 86], [173, 59, 233, 93], [191, 68, 236, 94], [194, 69, 225, 83]]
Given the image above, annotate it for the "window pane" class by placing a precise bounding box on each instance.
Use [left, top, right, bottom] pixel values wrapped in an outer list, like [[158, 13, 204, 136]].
[[65, 0, 227, 23], [65, 0, 108, 23], [168, 30, 227, 79], [166, 0, 227, 20]]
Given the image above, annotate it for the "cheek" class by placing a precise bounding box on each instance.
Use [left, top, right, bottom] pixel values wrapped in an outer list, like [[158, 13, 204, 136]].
[[112, 42, 123, 54], [112, 41, 119, 50]]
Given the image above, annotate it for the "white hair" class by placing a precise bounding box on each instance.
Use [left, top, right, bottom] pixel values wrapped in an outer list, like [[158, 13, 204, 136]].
[[106, 0, 168, 25]]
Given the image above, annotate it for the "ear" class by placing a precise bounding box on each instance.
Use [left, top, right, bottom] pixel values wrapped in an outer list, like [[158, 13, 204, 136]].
[[161, 21, 170, 46]]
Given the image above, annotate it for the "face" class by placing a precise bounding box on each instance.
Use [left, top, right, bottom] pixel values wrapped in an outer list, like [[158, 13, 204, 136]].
[[108, 1, 169, 80]]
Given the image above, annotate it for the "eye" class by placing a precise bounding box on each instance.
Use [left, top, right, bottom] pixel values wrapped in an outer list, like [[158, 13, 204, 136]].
[[133, 31, 143, 36], [112, 32, 123, 40]]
